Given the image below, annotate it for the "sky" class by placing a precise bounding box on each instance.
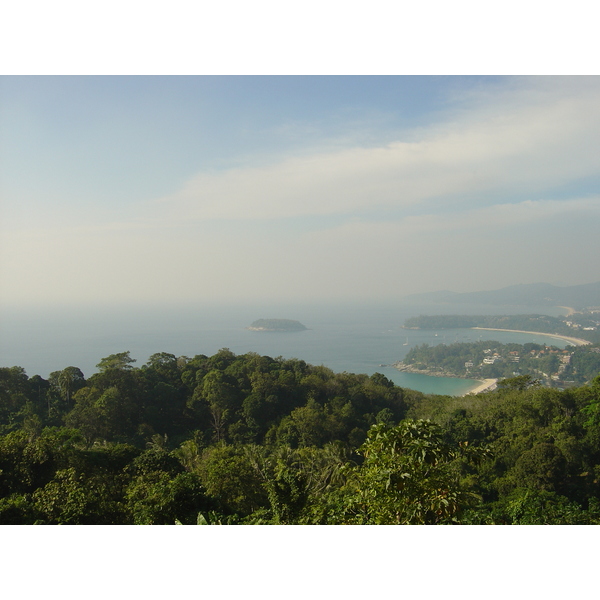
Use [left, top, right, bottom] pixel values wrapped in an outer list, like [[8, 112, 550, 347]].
[[1, 75, 600, 308]]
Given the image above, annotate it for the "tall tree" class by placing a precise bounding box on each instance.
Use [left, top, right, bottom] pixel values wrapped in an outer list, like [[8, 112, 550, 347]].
[[48, 366, 86, 408], [341, 420, 487, 524]]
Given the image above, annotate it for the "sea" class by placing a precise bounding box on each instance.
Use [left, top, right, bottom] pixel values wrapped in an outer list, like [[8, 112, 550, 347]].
[[0, 301, 571, 396]]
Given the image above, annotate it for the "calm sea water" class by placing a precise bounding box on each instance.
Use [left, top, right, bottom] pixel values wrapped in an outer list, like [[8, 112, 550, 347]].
[[0, 301, 570, 396]]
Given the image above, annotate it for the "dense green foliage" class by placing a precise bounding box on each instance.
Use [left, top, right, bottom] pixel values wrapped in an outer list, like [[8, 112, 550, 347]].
[[402, 340, 600, 385], [1, 349, 600, 524]]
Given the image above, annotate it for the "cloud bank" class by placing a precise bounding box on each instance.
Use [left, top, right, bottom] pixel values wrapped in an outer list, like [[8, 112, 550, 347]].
[[152, 78, 600, 222]]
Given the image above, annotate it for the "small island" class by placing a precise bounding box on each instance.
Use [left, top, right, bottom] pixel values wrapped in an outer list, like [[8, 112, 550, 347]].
[[247, 319, 308, 332]]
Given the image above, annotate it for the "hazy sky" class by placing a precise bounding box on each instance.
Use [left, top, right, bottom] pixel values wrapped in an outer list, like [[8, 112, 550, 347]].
[[1, 75, 599, 308]]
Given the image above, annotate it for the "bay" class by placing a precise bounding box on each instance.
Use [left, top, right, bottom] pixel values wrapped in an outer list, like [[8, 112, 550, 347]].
[[0, 301, 572, 396]]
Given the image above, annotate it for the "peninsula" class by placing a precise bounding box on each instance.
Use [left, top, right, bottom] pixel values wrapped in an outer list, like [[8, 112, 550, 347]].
[[395, 339, 600, 388], [247, 319, 308, 332]]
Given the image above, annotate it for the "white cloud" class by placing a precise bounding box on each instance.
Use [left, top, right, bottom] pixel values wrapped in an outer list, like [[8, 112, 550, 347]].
[[294, 196, 600, 254], [151, 78, 600, 222]]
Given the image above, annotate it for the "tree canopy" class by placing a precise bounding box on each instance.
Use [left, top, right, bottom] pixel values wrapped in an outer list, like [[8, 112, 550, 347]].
[[1, 351, 599, 524]]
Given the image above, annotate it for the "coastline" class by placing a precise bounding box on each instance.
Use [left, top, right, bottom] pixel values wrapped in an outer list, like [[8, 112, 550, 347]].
[[471, 327, 591, 346], [462, 378, 498, 396], [393, 362, 496, 396], [394, 321, 592, 396]]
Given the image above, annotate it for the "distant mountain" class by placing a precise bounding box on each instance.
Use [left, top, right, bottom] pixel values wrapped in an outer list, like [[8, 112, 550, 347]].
[[403, 282, 600, 310]]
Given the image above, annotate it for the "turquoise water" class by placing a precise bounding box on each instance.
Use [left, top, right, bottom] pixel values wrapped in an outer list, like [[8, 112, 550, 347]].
[[0, 302, 572, 396]]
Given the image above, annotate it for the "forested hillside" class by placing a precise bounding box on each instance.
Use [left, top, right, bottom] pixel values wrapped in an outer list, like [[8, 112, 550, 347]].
[[401, 341, 600, 385], [1, 350, 600, 524]]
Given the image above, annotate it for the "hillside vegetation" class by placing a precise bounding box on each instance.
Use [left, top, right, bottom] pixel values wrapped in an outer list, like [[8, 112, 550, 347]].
[[1, 350, 600, 524], [400, 341, 600, 386]]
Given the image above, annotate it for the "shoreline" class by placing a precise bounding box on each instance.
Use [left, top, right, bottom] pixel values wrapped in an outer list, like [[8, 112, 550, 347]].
[[462, 378, 498, 396], [471, 327, 591, 346], [393, 362, 498, 396], [395, 322, 591, 395]]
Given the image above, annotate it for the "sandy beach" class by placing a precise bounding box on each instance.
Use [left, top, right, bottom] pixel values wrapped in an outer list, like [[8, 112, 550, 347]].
[[462, 378, 498, 396], [471, 327, 591, 346]]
